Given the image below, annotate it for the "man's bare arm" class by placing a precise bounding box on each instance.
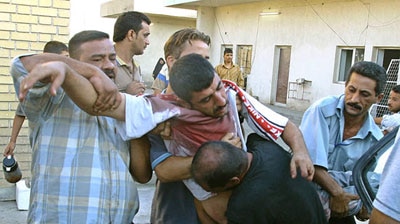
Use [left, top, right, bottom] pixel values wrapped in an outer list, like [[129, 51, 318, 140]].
[[154, 132, 241, 182], [19, 61, 125, 120], [155, 156, 193, 182], [129, 136, 152, 183], [20, 53, 98, 78], [19, 54, 121, 112], [370, 208, 400, 224], [313, 166, 359, 218], [281, 120, 315, 181], [3, 114, 25, 156]]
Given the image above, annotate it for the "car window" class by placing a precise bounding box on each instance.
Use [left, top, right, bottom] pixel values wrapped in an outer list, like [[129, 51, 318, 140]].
[[353, 126, 399, 213]]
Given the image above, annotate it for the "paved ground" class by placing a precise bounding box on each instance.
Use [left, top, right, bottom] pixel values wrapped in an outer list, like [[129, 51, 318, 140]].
[[0, 181, 155, 224], [0, 104, 369, 223]]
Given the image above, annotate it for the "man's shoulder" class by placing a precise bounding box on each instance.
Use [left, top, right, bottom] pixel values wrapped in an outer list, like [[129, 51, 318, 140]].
[[11, 53, 36, 68], [387, 112, 400, 118], [313, 95, 341, 107], [308, 95, 342, 115], [13, 53, 36, 60]]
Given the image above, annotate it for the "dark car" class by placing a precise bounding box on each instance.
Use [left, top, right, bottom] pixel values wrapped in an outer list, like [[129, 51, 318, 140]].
[[353, 126, 399, 213]]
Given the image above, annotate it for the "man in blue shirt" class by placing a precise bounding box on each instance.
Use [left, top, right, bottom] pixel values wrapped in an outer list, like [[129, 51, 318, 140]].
[[299, 61, 387, 224]]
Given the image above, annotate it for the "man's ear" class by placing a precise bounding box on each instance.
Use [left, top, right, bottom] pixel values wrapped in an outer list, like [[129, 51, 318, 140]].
[[227, 177, 241, 188], [128, 29, 136, 41], [166, 55, 176, 69]]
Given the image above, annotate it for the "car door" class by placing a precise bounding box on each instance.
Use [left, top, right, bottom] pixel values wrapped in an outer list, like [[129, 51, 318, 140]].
[[353, 126, 399, 213]]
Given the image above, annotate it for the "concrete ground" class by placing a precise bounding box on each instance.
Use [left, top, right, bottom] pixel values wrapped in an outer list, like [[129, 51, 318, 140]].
[[0, 104, 369, 224], [0, 180, 155, 224]]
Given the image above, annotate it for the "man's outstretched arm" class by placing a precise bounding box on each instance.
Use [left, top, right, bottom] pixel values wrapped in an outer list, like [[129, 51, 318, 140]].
[[19, 60, 126, 120], [19, 53, 121, 112]]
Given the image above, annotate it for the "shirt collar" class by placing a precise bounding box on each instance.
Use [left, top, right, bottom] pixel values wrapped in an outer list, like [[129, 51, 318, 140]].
[[222, 63, 237, 69], [116, 55, 127, 66]]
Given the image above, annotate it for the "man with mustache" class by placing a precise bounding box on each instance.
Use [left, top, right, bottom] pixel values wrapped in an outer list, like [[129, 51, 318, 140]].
[[299, 61, 387, 224], [113, 11, 150, 95], [10, 30, 151, 223]]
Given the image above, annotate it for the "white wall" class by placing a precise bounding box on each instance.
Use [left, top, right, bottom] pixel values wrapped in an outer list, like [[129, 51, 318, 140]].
[[70, 0, 115, 36], [206, 0, 400, 110]]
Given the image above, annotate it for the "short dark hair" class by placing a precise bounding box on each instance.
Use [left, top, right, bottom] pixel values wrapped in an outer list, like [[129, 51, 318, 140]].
[[392, 85, 400, 94], [113, 11, 151, 42], [68, 30, 109, 59], [43, 41, 68, 54], [191, 141, 247, 189], [169, 53, 215, 103], [163, 28, 211, 59], [346, 61, 387, 95], [223, 48, 233, 55]]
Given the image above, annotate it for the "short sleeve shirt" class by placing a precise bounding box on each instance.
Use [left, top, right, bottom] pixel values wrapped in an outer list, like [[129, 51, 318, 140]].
[[299, 95, 383, 171]]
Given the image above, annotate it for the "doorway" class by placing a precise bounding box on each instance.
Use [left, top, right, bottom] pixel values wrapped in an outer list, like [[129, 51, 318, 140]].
[[274, 46, 291, 105]]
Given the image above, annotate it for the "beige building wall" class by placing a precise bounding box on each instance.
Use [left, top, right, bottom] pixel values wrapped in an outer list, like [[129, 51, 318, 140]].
[[205, 0, 400, 110], [0, 0, 70, 199]]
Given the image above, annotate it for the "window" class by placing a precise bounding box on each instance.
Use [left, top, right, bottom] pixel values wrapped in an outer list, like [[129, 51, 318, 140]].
[[375, 48, 400, 70], [370, 48, 400, 117], [336, 47, 365, 82], [236, 45, 253, 76]]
